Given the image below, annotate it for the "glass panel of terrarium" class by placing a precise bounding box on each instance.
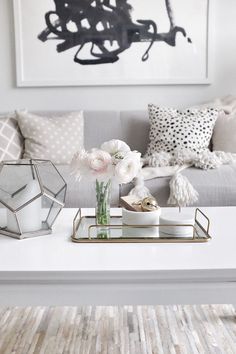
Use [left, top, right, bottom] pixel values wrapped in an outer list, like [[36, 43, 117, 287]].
[[36, 161, 66, 203], [0, 161, 40, 210]]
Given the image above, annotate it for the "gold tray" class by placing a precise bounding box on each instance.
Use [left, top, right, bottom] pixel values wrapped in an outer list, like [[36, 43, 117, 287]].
[[71, 208, 211, 243]]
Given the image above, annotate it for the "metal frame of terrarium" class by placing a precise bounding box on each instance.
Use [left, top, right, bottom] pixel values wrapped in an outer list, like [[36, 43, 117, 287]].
[[0, 159, 67, 239]]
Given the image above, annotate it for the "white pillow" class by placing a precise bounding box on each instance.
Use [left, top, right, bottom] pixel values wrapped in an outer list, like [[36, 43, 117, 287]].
[[0, 114, 23, 161], [145, 104, 218, 156], [213, 112, 236, 152], [16, 110, 84, 164]]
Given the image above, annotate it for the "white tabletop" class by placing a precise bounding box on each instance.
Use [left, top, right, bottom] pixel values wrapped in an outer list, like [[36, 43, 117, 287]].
[[0, 207, 235, 273]]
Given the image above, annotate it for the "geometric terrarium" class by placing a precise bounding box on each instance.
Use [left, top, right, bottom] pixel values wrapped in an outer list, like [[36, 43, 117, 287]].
[[0, 159, 67, 239]]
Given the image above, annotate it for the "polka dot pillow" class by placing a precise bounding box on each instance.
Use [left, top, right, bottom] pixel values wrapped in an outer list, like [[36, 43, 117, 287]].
[[16, 110, 84, 164], [145, 104, 219, 156]]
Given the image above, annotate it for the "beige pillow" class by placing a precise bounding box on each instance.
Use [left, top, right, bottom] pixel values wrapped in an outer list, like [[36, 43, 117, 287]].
[[0, 114, 23, 161], [17, 111, 84, 164], [213, 112, 236, 152]]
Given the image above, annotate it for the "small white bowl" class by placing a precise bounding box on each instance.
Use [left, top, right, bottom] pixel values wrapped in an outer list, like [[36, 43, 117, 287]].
[[122, 208, 161, 226], [159, 212, 195, 237]]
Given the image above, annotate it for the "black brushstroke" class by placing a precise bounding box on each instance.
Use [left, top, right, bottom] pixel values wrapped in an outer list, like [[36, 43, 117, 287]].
[[38, 0, 191, 65]]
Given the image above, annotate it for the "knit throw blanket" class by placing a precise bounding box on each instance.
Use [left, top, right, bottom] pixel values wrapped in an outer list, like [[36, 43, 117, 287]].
[[130, 96, 236, 206]]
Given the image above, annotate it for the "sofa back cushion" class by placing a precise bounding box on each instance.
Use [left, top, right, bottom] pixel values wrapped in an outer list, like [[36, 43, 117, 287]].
[[84, 111, 122, 149], [8, 110, 149, 162], [120, 111, 149, 155], [84, 110, 149, 154]]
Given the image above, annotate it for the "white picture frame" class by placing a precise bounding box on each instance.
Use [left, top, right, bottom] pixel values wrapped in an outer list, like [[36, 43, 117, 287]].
[[13, 0, 211, 87]]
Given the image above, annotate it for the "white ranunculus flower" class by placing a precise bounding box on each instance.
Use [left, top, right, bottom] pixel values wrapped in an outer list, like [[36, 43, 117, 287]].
[[101, 140, 131, 157], [70, 149, 90, 180], [87, 149, 112, 177], [115, 151, 141, 184]]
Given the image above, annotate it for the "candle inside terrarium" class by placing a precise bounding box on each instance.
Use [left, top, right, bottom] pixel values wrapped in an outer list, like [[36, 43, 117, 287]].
[[7, 180, 42, 234]]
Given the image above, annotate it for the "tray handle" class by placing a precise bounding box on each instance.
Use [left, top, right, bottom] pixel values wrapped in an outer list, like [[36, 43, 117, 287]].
[[73, 208, 81, 237], [195, 208, 210, 235]]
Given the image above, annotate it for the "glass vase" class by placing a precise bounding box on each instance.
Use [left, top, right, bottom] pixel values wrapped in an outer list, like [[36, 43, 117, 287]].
[[95, 179, 111, 226]]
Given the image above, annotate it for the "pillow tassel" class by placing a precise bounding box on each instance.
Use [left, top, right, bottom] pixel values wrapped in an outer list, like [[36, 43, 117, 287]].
[[129, 176, 152, 199], [168, 172, 199, 207]]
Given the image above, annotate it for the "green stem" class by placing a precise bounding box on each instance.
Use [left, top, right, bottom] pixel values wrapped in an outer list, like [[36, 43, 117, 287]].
[[95, 179, 111, 226]]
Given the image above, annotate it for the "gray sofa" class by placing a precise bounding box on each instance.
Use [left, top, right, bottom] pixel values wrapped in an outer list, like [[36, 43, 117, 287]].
[[52, 110, 236, 208]]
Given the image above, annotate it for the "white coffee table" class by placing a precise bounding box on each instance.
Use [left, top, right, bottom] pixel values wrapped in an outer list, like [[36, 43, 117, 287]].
[[0, 207, 235, 306]]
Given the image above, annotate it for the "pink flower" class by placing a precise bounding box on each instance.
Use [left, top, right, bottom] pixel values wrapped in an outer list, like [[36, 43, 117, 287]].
[[71, 140, 142, 184], [87, 149, 112, 177]]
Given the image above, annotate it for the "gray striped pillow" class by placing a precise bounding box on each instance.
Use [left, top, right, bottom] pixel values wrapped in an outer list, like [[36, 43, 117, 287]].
[[0, 114, 24, 161]]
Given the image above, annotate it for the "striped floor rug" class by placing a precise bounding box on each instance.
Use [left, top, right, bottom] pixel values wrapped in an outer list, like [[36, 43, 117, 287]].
[[0, 305, 235, 354]]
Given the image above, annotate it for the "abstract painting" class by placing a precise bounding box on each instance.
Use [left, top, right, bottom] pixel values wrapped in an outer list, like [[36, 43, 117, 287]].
[[14, 0, 210, 86], [38, 0, 191, 65]]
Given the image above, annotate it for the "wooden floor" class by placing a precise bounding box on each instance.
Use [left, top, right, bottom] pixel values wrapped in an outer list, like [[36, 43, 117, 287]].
[[0, 305, 235, 354]]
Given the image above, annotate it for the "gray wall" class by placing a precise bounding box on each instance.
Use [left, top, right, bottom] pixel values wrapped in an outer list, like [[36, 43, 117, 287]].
[[0, 0, 236, 112]]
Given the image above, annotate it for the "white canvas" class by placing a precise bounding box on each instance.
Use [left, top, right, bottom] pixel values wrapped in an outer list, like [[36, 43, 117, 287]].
[[14, 0, 210, 86]]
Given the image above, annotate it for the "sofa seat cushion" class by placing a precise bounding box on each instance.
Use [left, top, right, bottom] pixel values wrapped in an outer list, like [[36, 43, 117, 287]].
[[182, 165, 236, 206], [121, 165, 236, 207]]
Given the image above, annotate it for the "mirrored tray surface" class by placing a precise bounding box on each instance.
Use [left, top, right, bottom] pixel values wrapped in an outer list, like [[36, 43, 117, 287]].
[[71, 208, 211, 243]]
